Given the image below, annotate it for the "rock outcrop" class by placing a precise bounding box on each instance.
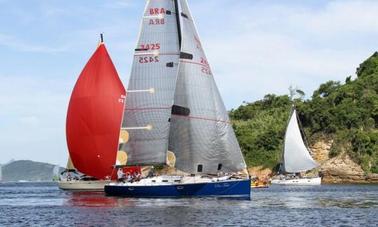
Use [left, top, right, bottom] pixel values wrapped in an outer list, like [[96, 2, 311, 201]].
[[320, 153, 366, 183], [309, 139, 378, 183], [311, 140, 332, 163]]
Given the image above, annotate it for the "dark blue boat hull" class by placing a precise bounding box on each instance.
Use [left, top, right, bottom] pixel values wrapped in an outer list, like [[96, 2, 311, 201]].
[[105, 179, 251, 199]]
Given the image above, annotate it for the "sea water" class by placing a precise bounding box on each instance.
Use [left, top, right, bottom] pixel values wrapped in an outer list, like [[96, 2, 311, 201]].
[[0, 182, 377, 226]]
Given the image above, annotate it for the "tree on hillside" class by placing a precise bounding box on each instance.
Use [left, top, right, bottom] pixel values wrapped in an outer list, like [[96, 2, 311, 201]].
[[231, 52, 378, 173]]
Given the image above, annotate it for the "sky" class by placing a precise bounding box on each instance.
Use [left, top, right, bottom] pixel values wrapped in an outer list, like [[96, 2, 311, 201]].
[[0, 0, 378, 166]]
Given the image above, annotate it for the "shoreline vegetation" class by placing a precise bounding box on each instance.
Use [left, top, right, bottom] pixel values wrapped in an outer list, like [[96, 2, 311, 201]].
[[2, 53, 377, 184], [231, 52, 378, 183]]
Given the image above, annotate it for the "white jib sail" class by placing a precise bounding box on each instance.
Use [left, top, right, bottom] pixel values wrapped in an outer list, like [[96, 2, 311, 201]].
[[284, 109, 318, 173]]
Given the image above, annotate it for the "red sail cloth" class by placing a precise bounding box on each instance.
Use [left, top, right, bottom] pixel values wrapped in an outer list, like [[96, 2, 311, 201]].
[[66, 44, 126, 180]]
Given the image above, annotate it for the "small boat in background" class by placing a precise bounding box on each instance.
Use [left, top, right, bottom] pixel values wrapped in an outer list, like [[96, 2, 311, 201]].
[[251, 177, 269, 188], [59, 35, 126, 191], [58, 157, 109, 191], [271, 105, 321, 186]]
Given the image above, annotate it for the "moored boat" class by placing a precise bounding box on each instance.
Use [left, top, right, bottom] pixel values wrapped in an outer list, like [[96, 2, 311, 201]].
[[271, 91, 321, 186], [251, 177, 269, 188]]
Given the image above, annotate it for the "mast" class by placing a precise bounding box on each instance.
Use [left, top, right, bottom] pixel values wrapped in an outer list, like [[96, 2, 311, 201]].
[[174, 0, 182, 48], [100, 33, 104, 43]]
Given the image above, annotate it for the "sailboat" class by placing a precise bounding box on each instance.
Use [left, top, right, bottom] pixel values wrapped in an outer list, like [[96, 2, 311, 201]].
[[104, 0, 250, 198], [58, 157, 108, 190], [271, 107, 321, 185], [59, 36, 126, 191]]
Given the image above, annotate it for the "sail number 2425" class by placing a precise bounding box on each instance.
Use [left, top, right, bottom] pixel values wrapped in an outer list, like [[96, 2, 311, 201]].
[[139, 56, 159, 64]]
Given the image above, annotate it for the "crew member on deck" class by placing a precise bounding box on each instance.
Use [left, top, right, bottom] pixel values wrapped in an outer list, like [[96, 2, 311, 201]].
[[117, 168, 125, 182]]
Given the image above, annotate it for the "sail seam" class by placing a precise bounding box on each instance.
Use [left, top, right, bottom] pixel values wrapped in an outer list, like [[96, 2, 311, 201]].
[[172, 114, 231, 124], [179, 59, 210, 68], [125, 107, 172, 111], [134, 52, 180, 56]]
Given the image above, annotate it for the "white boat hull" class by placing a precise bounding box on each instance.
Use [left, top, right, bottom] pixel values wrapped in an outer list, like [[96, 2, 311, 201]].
[[58, 180, 110, 191], [271, 177, 321, 186]]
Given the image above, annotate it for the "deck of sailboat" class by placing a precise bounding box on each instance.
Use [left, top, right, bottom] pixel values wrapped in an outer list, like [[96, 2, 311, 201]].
[[58, 180, 111, 191], [109, 175, 246, 186], [271, 176, 321, 186]]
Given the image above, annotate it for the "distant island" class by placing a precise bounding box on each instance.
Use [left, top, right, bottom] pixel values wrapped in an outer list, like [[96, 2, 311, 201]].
[[0, 160, 63, 182], [231, 52, 378, 183]]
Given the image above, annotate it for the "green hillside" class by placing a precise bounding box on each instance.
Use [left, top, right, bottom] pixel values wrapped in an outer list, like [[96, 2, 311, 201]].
[[231, 52, 378, 173]]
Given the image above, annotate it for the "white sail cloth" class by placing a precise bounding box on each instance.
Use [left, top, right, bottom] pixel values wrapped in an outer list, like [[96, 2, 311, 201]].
[[168, 0, 247, 174], [122, 0, 247, 173], [121, 0, 180, 165], [284, 109, 318, 173]]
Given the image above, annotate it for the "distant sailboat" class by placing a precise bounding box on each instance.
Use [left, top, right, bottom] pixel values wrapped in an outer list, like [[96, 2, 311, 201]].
[[59, 157, 112, 191], [105, 0, 250, 198], [271, 107, 321, 185], [59, 35, 126, 191]]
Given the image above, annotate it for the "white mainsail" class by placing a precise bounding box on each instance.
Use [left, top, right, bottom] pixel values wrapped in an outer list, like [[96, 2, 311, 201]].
[[168, 0, 247, 174], [283, 109, 318, 173], [121, 0, 180, 165], [121, 0, 247, 174]]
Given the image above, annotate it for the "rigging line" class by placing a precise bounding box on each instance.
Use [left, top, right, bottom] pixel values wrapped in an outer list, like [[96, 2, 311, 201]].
[[295, 108, 312, 153], [172, 114, 231, 124]]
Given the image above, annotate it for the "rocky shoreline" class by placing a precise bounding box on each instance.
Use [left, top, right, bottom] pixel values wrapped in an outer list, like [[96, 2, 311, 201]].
[[320, 152, 378, 184], [249, 140, 378, 184]]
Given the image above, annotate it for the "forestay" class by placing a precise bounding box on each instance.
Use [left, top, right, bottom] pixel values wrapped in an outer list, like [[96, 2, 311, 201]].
[[169, 0, 247, 174], [121, 0, 180, 165], [283, 109, 319, 173]]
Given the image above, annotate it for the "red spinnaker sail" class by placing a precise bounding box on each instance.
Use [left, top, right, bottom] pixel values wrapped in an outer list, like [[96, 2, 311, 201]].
[[66, 43, 126, 180]]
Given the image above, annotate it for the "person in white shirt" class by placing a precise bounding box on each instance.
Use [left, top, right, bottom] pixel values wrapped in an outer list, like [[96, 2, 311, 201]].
[[117, 168, 125, 182]]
